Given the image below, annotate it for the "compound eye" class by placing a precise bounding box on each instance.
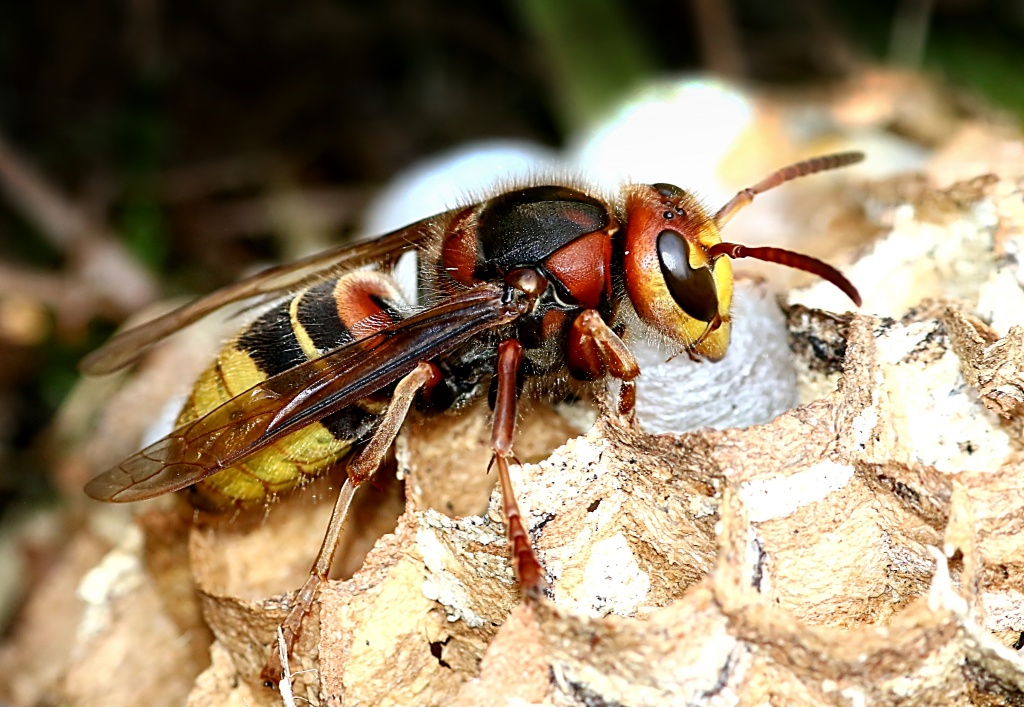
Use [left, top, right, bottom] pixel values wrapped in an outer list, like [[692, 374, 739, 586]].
[[656, 230, 718, 322], [652, 183, 685, 199]]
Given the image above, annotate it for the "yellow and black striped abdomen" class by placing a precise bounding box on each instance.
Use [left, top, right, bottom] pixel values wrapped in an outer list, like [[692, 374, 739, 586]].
[[180, 271, 405, 508]]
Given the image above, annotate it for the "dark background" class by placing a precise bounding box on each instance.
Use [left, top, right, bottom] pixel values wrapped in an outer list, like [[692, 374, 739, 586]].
[[0, 0, 1022, 566]]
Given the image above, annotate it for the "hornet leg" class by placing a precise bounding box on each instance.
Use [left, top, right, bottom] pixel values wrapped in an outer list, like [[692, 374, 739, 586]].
[[567, 309, 641, 418], [262, 361, 440, 686], [491, 339, 546, 595]]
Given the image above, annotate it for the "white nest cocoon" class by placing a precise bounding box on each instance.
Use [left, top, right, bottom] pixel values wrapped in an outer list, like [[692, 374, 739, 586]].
[[566, 77, 754, 200], [360, 139, 561, 236], [631, 280, 798, 434]]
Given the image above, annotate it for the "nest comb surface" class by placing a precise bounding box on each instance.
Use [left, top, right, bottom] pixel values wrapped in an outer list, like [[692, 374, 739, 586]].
[[11, 130, 1024, 707], [180, 164, 1024, 706]]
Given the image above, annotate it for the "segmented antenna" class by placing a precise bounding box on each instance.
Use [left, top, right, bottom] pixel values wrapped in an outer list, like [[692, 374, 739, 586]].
[[707, 242, 862, 306], [714, 152, 864, 227], [709, 151, 864, 305]]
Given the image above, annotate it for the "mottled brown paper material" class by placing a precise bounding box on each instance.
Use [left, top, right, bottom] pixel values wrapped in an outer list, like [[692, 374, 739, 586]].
[[9, 101, 1024, 707]]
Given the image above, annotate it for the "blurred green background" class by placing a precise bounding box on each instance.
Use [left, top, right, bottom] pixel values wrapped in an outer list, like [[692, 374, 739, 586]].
[[0, 0, 1022, 554]]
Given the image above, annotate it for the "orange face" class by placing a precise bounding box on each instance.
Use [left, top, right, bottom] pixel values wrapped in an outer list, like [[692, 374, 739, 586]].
[[622, 183, 733, 361]]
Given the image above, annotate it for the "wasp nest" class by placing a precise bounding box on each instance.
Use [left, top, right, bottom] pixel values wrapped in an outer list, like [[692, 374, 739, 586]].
[[7, 132, 1024, 707], [189, 137, 1024, 706]]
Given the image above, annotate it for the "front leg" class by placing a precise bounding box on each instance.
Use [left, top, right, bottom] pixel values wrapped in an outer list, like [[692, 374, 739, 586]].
[[567, 309, 641, 418]]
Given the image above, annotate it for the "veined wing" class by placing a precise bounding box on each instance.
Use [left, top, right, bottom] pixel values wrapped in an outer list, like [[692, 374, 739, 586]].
[[81, 214, 449, 375], [84, 283, 524, 502]]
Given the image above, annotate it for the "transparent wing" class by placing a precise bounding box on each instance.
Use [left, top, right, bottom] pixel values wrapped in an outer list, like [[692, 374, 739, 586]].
[[81, 213, 449, 375], [84, 283, 522, 502]]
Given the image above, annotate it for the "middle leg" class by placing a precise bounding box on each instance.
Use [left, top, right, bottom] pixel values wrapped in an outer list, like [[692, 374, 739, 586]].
[[491, 339, 546, 594]]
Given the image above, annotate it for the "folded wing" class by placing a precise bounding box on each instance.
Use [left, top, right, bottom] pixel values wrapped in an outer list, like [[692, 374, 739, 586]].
[[85, 282, 522, 502], [81, 215, 447, 375]]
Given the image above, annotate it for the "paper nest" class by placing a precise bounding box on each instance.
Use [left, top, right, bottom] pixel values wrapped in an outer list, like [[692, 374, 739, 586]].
[[187, 169, 1024, 705], [18, 157, 1024, 706]]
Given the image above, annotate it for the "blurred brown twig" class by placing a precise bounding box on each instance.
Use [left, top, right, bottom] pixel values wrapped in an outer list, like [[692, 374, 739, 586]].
[[0, 134, 158, 333]]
